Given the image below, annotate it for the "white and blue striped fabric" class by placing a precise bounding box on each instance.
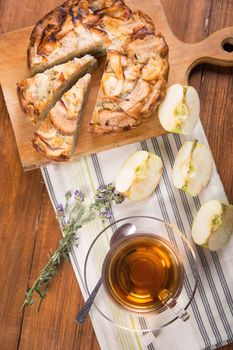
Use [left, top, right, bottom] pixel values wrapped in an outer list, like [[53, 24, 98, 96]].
[[41, 119, 233, 350]]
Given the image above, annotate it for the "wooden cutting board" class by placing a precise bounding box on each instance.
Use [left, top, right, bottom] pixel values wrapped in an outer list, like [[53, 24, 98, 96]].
[[0, 0, 232, 171]]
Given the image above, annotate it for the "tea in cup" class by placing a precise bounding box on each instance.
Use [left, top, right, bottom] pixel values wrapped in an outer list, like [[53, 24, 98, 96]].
[[102, 233, 184, 315]]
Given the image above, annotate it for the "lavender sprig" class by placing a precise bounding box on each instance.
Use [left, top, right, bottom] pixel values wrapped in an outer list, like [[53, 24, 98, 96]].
[[21, 184, 124, 311], [91, 183, 124, 218]]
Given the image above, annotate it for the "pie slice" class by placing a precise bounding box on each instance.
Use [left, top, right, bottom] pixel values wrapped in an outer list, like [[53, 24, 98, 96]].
[[17, 55, 97, 123], [32, 74, 91, 161]]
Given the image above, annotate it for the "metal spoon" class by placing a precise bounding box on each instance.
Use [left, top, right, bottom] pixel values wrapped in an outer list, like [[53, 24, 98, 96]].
[[76, 223, 136, 324]]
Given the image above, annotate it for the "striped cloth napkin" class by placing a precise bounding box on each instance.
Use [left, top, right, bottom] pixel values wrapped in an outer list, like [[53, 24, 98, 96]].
[[41, 119, 233, 350]]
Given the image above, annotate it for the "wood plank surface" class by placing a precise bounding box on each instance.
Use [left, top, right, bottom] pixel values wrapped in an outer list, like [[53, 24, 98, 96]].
[[0, 0, 232, 350]]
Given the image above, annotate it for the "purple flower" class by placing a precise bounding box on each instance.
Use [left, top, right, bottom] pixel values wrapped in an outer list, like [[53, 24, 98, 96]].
[[74, 190, 85, 202], [57, 204, 64, 212], [101, 209, 112, 218], [96, 194, 106, 201]]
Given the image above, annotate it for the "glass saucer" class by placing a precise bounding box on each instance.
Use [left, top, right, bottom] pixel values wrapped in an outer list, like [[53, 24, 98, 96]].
[[84, 216, 198, 332]]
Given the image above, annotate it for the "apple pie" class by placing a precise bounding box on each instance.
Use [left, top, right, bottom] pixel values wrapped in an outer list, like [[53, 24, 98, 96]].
[[28, 0, 169, 134], [23, 0, 169, 164], [32, 74, 91, 160]]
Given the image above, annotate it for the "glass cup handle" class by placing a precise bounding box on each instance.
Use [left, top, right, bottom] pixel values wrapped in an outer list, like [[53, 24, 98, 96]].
[[158, 289, 189, 322]]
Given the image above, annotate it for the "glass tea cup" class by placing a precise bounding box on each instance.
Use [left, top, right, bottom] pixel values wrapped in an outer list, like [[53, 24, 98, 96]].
[[102, 233, 189, 320], [84, 216, 198, 332]]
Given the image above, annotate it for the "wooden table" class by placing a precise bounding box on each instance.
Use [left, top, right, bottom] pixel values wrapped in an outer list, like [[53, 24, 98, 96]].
[[0, 0, 232, 349]]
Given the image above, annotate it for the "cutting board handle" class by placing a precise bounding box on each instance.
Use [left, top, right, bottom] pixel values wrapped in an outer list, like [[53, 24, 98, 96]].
[[186, 26, 233, 76]]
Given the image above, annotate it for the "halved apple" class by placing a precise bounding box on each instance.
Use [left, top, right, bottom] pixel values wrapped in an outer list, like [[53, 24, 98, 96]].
[[115, 151, 163, 201], [192, 200, 233, 251], [158, 84, 200, 135], [172, 140, 213, 196]]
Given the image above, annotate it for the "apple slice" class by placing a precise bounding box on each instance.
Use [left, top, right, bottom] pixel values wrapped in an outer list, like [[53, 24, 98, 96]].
[[115, 151, 163, 201], [192, 200, 233, 251], [173, 140, 213, 196], [158, 84, 200, 135]]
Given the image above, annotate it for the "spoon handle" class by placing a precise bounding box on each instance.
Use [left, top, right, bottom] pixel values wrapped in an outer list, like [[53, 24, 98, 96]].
[[76, 278, 103, 324]]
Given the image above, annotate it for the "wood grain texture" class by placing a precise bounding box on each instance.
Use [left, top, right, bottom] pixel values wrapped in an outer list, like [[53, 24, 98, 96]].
[[0, 0, 232, 170], [0, 86, 45, 350], [0, 1, 232, 350]]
